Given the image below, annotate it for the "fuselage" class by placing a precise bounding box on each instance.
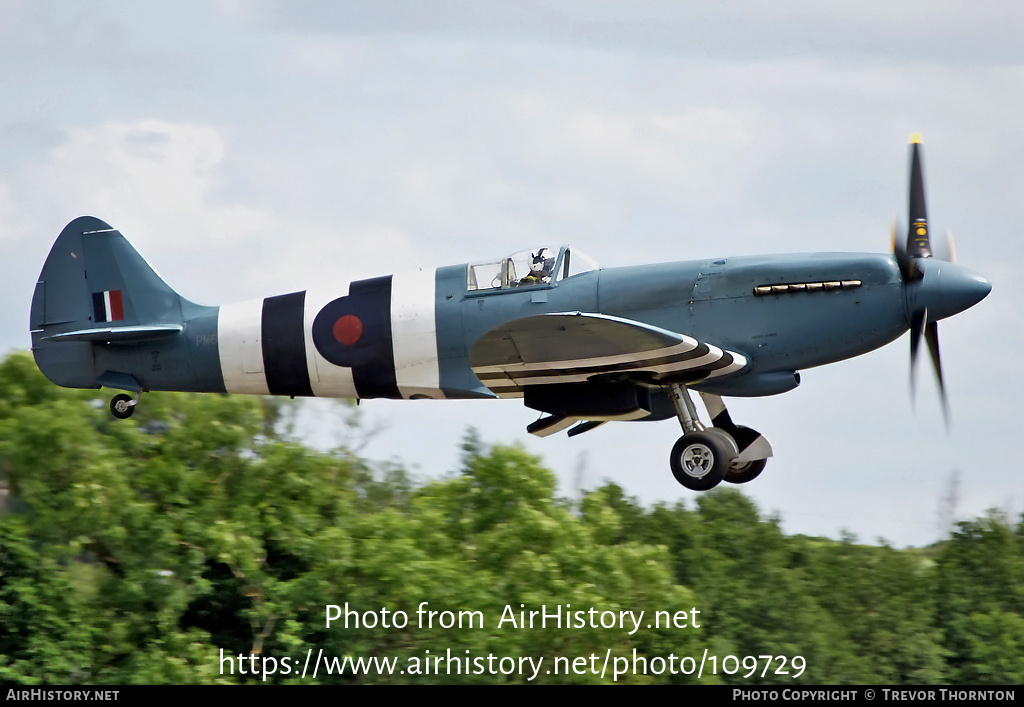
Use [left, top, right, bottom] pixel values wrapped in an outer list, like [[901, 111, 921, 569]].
[[80, 251, 908, 401]]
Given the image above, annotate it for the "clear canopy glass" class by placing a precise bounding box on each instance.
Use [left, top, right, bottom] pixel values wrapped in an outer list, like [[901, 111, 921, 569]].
[[467, 245, 599, 292]]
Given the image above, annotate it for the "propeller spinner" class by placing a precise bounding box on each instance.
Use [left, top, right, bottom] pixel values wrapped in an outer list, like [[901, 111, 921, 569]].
[[893, 135, 990, 425]]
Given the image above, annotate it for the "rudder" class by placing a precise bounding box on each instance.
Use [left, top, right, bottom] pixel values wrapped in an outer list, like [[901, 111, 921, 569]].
[[30, 216, 192, 390]]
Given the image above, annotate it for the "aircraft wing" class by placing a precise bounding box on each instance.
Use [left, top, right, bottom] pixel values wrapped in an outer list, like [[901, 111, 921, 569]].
[[469, 312, 748, 397]]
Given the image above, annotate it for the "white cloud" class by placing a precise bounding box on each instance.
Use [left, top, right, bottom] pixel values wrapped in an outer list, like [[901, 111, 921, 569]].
[[0, 119, 278, 308], [48, 119, 224, 215]]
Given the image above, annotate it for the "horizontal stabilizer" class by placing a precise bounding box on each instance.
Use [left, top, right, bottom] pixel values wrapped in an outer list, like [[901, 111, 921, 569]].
[[41, 324, 183, 343]]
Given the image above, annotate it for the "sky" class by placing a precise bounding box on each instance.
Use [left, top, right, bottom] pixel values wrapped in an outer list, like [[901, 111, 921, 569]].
[[1, 0, 1021, 547]]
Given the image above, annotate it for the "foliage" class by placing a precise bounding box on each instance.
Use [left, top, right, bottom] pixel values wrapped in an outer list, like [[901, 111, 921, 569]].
[[934, 512, 1024, 683], [0, 351, 1021, 684]]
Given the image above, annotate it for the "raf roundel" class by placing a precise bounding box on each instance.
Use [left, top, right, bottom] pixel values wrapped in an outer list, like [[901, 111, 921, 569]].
[[333, 314, 363, 346], [312, 294, 385, 368]]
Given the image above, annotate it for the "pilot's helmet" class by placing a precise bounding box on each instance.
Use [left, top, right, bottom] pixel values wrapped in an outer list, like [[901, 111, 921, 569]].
[[531, 247, 555, 275]]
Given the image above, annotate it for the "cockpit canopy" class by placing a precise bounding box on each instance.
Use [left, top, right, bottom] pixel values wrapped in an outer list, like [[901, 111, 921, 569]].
[[467, 245, 599, 292]]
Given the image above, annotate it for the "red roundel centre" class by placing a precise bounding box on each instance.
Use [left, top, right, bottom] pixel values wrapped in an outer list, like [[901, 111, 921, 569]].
[[333, 314, 363, 346]]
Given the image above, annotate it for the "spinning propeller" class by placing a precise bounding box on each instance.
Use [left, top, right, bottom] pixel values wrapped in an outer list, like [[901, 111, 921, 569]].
[[891, 134, 990, 426]]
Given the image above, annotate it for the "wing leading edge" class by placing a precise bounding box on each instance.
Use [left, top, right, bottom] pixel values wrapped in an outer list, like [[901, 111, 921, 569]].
[[469, 312, 748, 397]]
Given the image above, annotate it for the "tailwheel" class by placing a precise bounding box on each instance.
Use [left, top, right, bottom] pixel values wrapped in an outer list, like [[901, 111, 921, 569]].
[[110, 393, 136, 420], [670, 431, 731, 491]]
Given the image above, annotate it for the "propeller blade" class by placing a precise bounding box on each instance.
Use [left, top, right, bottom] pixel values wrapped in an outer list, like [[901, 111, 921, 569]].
[[930, 227, 958, 264], [909, 307, 926, 402], [892, 217, 913, 280], [924, 321, 950, 429], [945, 229, 958, 264], [907, 134, 933, 259], [899, 137, 962, 431]]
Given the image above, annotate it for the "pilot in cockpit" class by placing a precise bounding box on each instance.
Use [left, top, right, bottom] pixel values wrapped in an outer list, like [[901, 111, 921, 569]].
[[519, 247, 555, 286]]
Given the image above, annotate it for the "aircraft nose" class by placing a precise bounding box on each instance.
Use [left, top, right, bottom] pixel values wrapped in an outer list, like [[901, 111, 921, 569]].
[[941, 264, 991, 318], [958, 269, 990, 308], [910, 260, 991, 321]]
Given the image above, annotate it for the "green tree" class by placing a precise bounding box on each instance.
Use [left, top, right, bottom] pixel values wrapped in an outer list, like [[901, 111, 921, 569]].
[[2, 349, 1023, 685], [797, 537, 946, 683], [935, 511, 1024, 683], [0, 518, 92, 683]]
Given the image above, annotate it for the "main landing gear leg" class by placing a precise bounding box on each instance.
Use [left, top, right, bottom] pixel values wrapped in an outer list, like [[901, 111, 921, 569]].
[[664, 385, 773, 491], [110, 390, 142, 420], [665, 383, 737, 491]]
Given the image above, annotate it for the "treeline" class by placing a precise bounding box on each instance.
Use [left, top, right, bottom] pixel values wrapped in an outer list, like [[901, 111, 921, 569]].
[[0, 351, 1021, 684]]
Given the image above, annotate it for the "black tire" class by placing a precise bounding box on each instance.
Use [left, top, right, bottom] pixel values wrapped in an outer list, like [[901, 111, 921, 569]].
[[723, 425, 767, 484], [670, 431, 730, 491], [725, 458, 767, 484], [110, 393, 135, 419]]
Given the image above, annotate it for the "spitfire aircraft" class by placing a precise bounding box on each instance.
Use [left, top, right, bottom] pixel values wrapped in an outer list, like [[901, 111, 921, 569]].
[[29, 137, 990, 491]]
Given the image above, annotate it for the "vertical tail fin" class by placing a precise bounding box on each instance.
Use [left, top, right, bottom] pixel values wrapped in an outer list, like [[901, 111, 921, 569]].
[[30, 216, 195, 389]]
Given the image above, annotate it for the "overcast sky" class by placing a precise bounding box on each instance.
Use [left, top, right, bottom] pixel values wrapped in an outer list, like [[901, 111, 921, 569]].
[[2, 1, 1021, 546]]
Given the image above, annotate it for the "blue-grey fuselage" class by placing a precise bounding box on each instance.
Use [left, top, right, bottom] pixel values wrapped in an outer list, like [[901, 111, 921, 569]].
[[31, 219, 987, 408]]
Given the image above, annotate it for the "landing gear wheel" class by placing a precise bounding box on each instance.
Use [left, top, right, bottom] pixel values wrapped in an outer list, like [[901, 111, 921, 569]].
[[723, 426, 767, 484], [110, 393, 135, 419], [725, 458, 767, 484], [670, 431, 731, 491]]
